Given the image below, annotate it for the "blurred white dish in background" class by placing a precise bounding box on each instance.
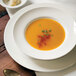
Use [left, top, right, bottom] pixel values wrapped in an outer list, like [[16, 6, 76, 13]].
[[3, 0, 21, 6], [0, 0, 27, 8]]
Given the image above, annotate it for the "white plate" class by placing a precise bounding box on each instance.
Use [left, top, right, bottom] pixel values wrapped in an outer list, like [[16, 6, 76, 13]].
[[4, 4, 76, 72], [13, 4, 76, 60]]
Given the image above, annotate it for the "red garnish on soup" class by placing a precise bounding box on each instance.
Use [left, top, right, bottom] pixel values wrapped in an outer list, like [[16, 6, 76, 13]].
[[37, 29, 52, 48]]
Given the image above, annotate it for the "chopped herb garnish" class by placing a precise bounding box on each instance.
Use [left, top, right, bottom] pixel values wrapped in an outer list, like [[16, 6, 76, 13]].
[[42, 30, 45, 32], [46, 34, 49, 36], [44, 33, 47, 35], [37, 28, 53, 47], [42, 30, 48, 33], [44, 33, 49, 36], [49, 29, 51, 32], [45, 30, 48, 33], [39, 24, 41, 26]]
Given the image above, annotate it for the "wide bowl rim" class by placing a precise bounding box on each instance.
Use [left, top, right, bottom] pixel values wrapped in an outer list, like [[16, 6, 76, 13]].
[[12, 4, 76, 60]]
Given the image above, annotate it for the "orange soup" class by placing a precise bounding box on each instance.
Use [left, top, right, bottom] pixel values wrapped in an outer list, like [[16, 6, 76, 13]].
[[25, 18, 65, 51]]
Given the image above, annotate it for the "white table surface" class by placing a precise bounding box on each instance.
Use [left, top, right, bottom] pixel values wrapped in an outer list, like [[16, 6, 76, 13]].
[[6, 0, 76, 76]]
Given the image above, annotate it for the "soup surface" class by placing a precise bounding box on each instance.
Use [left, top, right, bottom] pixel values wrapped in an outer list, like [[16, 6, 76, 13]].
[[25, 18, 65, 51]]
